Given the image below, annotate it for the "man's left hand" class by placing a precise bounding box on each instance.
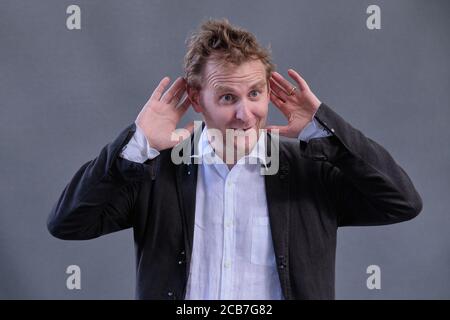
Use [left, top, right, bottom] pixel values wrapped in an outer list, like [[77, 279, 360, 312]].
[[266, 69, 322, 138]]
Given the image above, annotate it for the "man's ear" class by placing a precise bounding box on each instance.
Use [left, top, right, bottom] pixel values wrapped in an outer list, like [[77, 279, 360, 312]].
[[187, 86, 203, 114]]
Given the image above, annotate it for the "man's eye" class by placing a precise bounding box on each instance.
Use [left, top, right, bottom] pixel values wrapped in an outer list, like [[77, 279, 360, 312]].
[[249, 90, 261, 98], [221, 94, 235, 102]]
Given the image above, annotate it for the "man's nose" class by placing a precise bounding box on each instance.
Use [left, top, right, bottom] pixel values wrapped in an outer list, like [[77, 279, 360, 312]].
[[235, 99, 251, 122]]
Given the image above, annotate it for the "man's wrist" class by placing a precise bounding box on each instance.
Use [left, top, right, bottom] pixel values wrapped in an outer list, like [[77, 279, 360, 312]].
[[120, 124, 160, 163]]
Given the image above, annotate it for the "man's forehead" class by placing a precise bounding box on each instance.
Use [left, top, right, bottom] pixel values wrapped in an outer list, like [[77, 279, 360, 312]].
[[203, 60, 267, 89]]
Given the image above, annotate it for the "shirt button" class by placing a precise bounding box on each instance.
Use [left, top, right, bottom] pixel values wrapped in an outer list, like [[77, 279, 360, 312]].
[[227, 181, 232, 187], [224, 261, 231, 268], [225, 220, 232, 228]]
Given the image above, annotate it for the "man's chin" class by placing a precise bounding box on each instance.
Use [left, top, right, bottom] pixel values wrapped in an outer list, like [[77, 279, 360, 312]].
[[233, 135, 259, 156], [230, 126, 260, 147], [207, 126, 263, 162], [227, 126, 261, 136]]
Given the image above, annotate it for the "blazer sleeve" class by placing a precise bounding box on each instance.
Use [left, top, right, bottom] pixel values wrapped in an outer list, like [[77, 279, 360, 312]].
[[300, 103, 423, 226], [47, 123, 156, 240]]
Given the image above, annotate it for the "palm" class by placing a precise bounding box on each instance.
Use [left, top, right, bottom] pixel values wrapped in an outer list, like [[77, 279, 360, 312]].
[[136, 77, 193, 151], [266, 69, 321, 138]]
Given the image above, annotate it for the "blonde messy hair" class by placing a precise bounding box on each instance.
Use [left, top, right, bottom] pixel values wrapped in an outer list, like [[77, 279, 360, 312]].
[[183, 18, 275, 90]]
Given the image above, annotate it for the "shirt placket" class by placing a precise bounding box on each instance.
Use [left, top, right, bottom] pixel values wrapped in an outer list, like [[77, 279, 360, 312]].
[[219, 168, 237, 299]]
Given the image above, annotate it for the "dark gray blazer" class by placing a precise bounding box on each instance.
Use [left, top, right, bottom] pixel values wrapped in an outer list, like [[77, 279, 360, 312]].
[[47, 103, 422, 299]]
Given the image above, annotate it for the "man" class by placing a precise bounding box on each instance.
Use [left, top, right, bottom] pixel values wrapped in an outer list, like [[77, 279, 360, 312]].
[[47, 18, 422, 299]]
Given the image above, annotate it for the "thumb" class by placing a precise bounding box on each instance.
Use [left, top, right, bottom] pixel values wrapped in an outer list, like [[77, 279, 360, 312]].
[[184, 121, 195, 135], [265, 125, 290, 136], [168, 122, 195, 148]]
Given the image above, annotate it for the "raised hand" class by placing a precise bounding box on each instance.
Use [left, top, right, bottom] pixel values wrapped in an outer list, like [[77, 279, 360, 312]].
[[135, 76, 193, 151], [266, 69, 322, 138]]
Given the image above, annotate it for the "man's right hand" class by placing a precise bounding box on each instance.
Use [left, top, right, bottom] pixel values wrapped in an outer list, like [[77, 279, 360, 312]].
[[135, 76, 194, 151]]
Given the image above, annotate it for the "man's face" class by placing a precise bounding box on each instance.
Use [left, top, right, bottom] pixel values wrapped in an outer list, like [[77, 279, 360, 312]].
[[188, 59, 270, 159]]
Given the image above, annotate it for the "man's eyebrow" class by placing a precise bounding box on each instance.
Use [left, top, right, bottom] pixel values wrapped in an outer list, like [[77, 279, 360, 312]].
[[214, 80, 267, 93], [250, 80, 267, 89]]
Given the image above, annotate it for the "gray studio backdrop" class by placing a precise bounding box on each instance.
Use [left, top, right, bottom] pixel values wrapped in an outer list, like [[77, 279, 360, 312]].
[[1, 0, 449, 299]]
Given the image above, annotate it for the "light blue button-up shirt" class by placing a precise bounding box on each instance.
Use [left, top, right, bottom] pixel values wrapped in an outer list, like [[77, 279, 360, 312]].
[[120, 119, 330, 299]]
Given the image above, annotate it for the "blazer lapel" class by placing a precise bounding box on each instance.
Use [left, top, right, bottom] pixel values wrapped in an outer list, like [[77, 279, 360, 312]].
[[264, 132, 291, 298], [175, 122, 204, 265]]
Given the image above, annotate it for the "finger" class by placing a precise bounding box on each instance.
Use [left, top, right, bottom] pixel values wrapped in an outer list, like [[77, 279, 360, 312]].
[[170, 85, 186, 105], [270, 90, 285, 107], [270, 77, 288, 100], [150, 76, 171, 101], [161, 77, 185, 103], [272, 71, 296, 93], [175, 94, 191, 116], [287, 69, 309, 92], [270, 91, 289, 117]]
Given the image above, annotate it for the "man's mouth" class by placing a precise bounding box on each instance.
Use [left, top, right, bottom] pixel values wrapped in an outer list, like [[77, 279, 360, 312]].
[[230, 126, 254, 131]]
